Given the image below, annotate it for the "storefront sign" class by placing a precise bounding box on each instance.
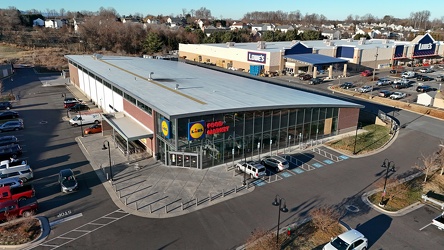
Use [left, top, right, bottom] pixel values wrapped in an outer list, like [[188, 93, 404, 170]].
[[188, 121, 205, 140], [418, 43, 433, 50], [206, 121, 230, 135], [161, 119, 171, 139], [247, 52, 266, 64]]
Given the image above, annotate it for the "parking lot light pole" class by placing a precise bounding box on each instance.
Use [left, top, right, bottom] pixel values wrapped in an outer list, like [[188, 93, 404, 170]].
[[372, 47, 379, 81], [353, 122, 362, 155], [272, 195, 288, 245], [102, 140, 113, 181], [379, 159, 395, 206], [79, 109, 84, 137]]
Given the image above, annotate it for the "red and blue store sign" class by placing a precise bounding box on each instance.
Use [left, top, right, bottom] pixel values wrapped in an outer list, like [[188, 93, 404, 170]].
[[187, 120, 230, 141]]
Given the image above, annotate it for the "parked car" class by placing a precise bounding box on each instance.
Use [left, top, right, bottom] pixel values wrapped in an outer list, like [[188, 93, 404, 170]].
[[309, 77, 323, 85], [419, 68, 433, 73], [0, 111, 19, 120], [261, 155, 289, 172], [389, 69, 398, 74], [0, 135, 19, 147], [401, 71, 416, 78], [416, 85, 433, 92], [0, 177, 23, 188], [378, 90, 392, 97], [390, 92, 407, 100], [323, 229, 368, 250], [418, 75, 434, 81], [58, 169, 78, 193], [299, 74, 312, 81], [339, 82, 354, 89], [376, 78, 392, 86], [64, 97, 79, 108], [0, 197, 38, 221], [67, 103, 90, 112], [235, 161, 266, 179], [0, 165, 33, 182], [0, 102, 12, 110], [0, 144, 22, 161], [436, 75, 444, 82], [84, 124, 102, 134], [360, 70, 372, 76], [0, 120, 24, 132], [358, 85, 372, 93]]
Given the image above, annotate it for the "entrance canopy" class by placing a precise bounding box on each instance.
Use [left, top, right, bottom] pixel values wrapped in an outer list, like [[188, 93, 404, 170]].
[[284, 54, 348, 66], [102, 112, 153, 141]]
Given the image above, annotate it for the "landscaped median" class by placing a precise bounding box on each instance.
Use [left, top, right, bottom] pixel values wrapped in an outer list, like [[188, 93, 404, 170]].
[[0, 216, 50, 248]]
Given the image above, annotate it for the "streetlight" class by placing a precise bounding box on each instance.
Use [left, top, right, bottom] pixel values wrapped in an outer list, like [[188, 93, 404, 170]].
[[272, 195, 288, 245], [353, 122, 362, 155], [372, 47, 379, 81], [379, 159, 395, 206], [79, 109, 84, 137], [102, 140, 113, 181], [242, 140, 247, 186]]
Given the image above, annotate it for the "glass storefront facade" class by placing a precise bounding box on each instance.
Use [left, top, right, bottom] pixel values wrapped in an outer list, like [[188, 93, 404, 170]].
[[156, 107, 339, 169]]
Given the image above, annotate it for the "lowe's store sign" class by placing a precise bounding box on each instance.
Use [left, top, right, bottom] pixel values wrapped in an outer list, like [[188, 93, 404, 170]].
[[247, 52, 266, 64], [413, 34, 436, 57]]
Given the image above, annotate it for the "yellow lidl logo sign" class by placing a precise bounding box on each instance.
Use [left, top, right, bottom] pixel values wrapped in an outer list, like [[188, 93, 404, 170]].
[[161, 119, 170, 139], [188, 121, 205, 140]]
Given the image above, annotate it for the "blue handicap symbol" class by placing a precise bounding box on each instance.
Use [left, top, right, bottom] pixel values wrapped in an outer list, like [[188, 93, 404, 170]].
[[292, 168, 305, 174], [324, 160, 334, 164], [312, 163, 323, 168], [254, 179, 267, 186], [280, 172, 292, 178], [339, 155, 349, 160]]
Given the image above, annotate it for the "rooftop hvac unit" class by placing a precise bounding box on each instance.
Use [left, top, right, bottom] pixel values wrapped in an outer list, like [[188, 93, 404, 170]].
[[226, 42, 235, 47], [323, 39, 330, 43], [358, 39, 366, 45], [347, 38, 353, 42], [326, 41, 334, 46], [382, 39, 388, 44], [93, 53, 103, 60], [257, 41, 266, 49], [291, 40, 300, 45]]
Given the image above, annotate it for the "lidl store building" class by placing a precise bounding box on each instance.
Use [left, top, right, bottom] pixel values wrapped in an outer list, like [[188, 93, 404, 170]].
[[179, 33, 444, 78], [65, 55, 362, 169]]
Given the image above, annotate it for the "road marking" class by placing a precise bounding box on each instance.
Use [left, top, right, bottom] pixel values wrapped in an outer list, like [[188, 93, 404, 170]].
[[339, 155, 349, 160], [291, 168, 305, 174], [49, 213, 83, 227], [324, 160, 334, 164], [37, 209, 130, 249], [312, 163, 324, 168], [254, 179, 267, 186], [280, 172, 292, 178], [419, 223, 432, 231]]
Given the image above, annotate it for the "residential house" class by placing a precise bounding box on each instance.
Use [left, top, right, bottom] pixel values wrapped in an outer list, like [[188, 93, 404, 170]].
[[33, 18, 44, 27], [321, 29, 341, 40], [275, 25, 295, 33], [45, 19, 64, 29], [122, 17, 140, 24], [230, 21, 247, 30], [73, 18, 84, 33], [167, 17, 186, 27]]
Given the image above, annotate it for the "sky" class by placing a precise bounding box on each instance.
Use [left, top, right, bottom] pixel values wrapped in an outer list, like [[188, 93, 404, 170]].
[[2, 0, 443, 21]]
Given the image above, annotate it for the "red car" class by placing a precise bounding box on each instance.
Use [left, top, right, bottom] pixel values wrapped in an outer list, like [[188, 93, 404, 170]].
[[84, 124, 102, 134], [64, 98, 79, 108], [361, 70, 373, 77]]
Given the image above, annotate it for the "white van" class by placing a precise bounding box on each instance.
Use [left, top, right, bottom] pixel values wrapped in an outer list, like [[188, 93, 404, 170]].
[[69, 113, 101, 126], [401, 71, 416, 78]]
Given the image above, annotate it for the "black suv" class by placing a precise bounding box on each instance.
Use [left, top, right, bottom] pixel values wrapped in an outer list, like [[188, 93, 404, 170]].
[[309, 77, 323, 85], [416, 85, 433, 92], [0, 111, 19, 120], [68, 103, 90, 112], [0, 144, 22, 160], [0, 135, 19, 147], [340, 82, 354, 89], [0, 102, 12, 110]]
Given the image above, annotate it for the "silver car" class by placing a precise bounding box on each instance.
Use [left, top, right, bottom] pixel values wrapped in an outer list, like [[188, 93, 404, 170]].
[[261, 155, 289, 172], [0, 120, 24, 132], [58, 169, 78, 193]]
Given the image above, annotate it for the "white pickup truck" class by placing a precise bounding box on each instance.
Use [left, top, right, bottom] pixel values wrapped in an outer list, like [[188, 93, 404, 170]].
[[432, 212, 444, 230], [0, 159, 28, 169]]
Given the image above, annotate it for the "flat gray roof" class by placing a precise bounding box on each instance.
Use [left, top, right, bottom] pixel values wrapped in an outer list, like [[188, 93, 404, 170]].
[[66, 55, 361, 119]]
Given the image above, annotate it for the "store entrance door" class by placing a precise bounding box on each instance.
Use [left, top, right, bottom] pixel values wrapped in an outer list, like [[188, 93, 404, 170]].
[[168, 151, 200, 169]]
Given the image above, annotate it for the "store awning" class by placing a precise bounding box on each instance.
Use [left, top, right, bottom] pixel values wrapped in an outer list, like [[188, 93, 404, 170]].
[[284, 54, 348, 66], [102, 112, 153, 141]]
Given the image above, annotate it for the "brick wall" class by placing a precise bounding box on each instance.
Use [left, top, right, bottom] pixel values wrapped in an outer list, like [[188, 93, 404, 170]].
[[122, 99, 156, 151], [338, 107, 359, 132]]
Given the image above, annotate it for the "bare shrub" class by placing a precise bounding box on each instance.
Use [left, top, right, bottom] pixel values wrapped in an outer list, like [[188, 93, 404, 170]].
[[245, 228, 283, 250], [309, 206, 340, 236]]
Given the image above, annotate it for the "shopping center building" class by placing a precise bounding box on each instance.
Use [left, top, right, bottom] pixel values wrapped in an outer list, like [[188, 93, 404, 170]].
[[65, 55, 362, 169], [179, 33, 444, 78]]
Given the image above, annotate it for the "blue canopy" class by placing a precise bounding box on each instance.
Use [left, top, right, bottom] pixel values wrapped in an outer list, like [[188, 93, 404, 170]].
[[284, 54, 348, 66]]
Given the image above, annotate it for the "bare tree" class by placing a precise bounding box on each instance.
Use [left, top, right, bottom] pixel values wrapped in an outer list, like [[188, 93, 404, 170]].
[[195, 7, 212, 19], [309, 206, 340, 235], [417, 154, 438, 182], [60, 8, 65, 17]]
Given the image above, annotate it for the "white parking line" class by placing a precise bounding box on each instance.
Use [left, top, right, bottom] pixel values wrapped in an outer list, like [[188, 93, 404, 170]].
[[35, 209, 130, 249]]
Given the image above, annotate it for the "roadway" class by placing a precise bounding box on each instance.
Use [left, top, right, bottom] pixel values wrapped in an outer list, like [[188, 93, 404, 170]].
[[5, 67, 444, 249]]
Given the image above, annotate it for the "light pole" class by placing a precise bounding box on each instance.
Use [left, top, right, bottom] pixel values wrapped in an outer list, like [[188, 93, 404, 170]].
[[379, 159, 395, 206], [372, 47, 379, 81], [102, 140, 113, 181], [243, 146, 247, 186], [79, 109, 84, 137], [272, 195, 288, 245], [353, 122, 362, 155]]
